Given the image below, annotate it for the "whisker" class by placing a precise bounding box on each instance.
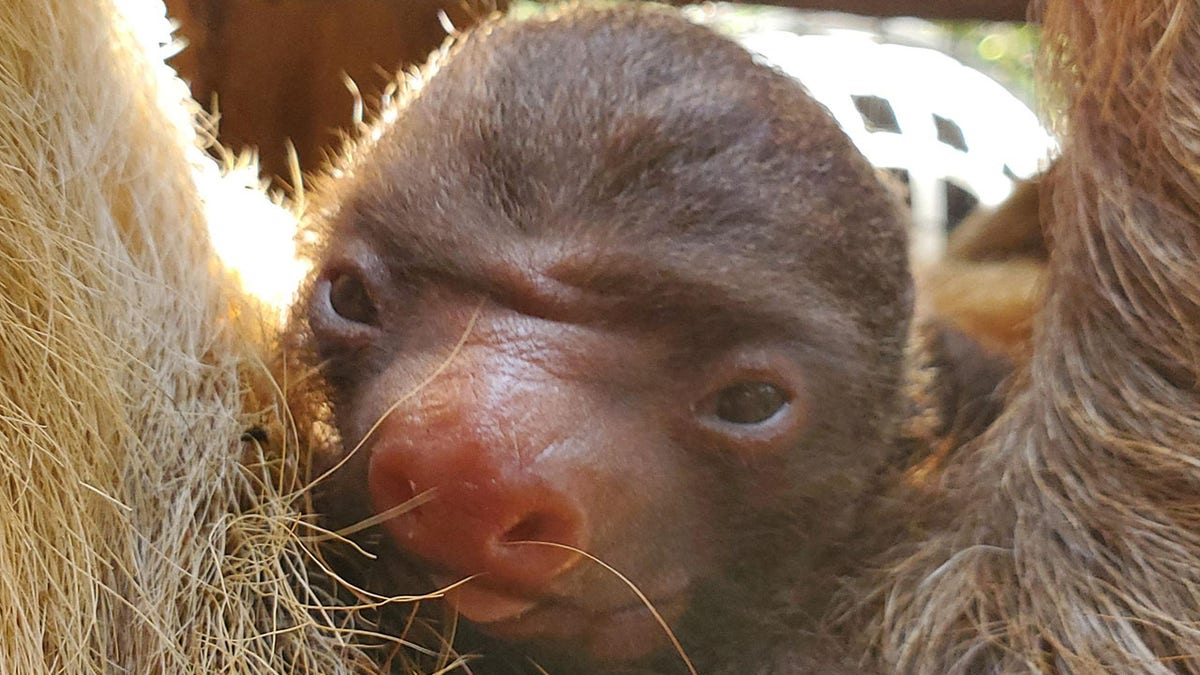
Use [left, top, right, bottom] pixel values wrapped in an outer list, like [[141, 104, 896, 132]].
[[505, 540, 697, 675], [333, 487, 439, 539]]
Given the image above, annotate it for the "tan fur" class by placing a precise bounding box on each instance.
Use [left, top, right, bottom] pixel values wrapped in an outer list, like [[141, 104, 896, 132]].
[[920, 177, 1046, 357], [0, 2, 379, 671], [919, 257, 1044, 356]]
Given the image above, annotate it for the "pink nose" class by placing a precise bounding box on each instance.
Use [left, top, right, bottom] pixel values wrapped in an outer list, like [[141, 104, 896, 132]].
[[368, 435, 586, 590]]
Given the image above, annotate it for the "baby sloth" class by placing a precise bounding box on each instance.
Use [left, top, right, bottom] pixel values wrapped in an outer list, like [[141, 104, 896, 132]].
[[302, 5, 931, 673]]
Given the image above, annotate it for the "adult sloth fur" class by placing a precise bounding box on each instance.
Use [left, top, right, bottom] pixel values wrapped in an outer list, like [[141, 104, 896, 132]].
[[0, 1, 382, 672], [852, 2, 1200, 672]]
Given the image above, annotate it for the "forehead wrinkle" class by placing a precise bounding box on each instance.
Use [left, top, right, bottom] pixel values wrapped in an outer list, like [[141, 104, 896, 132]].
[[545, 245, 828, 339], [341, 157, 837, 343]]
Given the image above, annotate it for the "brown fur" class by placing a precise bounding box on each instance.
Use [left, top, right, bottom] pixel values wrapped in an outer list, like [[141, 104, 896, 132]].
[[948, 177, 1046, 263], [292, 1, 1200, 673], [921, 177, 1046, 356], [295, 5, 913, 672], [851, 1, 1200, 672]]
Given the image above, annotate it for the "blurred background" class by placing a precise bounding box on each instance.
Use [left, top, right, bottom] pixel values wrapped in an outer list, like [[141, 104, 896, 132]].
[[165, 0, 1054, 260]]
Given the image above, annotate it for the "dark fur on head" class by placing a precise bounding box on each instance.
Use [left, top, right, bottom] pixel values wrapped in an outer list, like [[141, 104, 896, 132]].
[[297, 5, 915, 672]]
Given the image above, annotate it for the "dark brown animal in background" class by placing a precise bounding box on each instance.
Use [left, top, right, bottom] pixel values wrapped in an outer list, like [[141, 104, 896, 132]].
[[164, 0, 507, 181], [299, 5, 933, 672]]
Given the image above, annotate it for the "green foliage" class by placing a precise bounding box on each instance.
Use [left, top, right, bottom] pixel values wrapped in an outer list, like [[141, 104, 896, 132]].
[[943, 21, 1038, 104]]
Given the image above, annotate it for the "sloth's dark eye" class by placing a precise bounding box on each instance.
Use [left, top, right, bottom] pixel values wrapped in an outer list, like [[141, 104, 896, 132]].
[[328, 272, 377, 325], [714, 382, 789, 425]]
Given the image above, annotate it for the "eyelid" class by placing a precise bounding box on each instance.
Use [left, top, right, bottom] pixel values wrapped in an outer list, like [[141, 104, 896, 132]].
[[308, 275, 380, 349], [328, 270, 380, 324], [319, 237, 388, 285], [689, 348, 809, 458], [307, 240, 389, 348], [695, 348, 801, 403], [713, 382, 790, 425]]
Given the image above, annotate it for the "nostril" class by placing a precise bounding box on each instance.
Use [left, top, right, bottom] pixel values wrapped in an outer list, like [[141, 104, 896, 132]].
[[500, 512, 558, 545], [391, 477, 418, 507], [370, 439, 589, 584], [491, 506, 585, 584], [370, 457, 418, 512]]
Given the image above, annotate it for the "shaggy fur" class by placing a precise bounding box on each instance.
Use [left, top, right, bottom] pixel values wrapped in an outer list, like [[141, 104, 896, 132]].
[[853, 2, 1200, 672], [0, 1, 382, 671]]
